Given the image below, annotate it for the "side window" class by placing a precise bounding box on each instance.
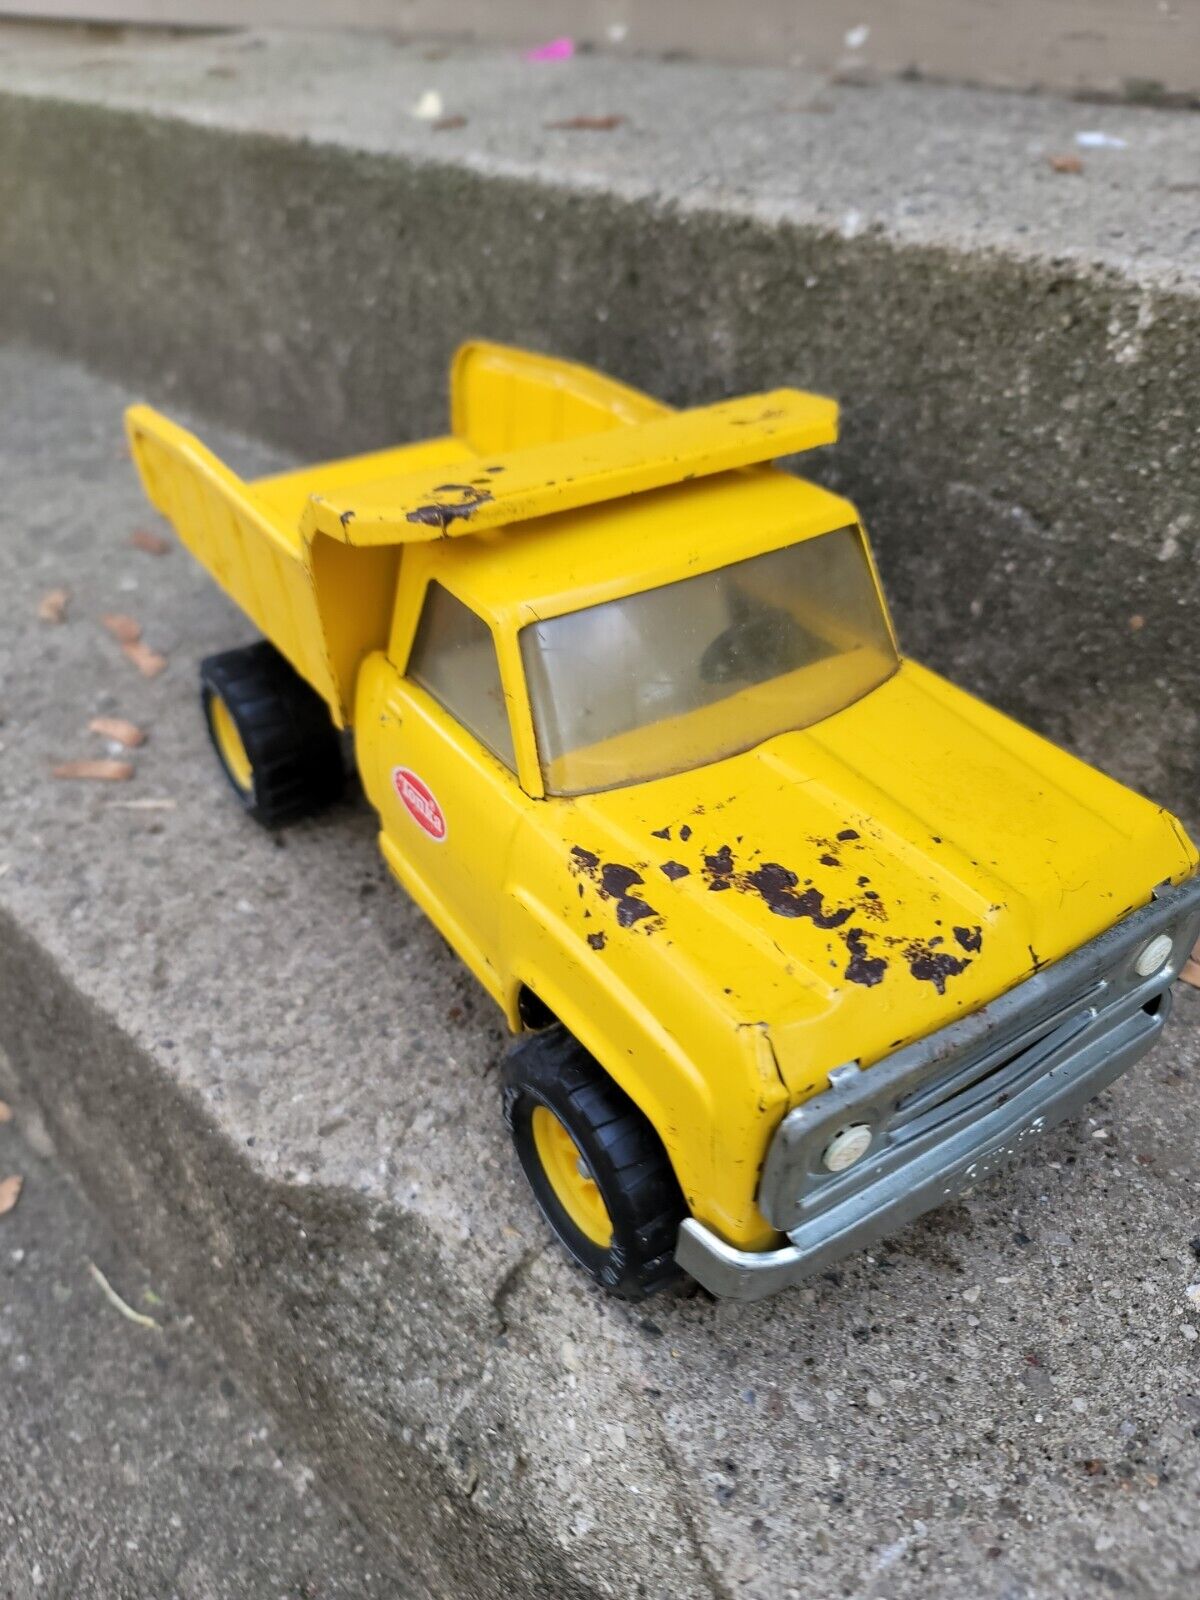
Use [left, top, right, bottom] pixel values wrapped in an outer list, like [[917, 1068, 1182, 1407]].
[[407, 582, 516, 769]]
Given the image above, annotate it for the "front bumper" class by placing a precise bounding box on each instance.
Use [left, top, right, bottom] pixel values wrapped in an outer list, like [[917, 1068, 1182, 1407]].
[[676, 875, 1200, 1301]]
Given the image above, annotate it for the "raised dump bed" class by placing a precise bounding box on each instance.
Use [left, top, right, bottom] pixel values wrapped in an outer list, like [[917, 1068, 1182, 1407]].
[[126, 340, 837, 723]]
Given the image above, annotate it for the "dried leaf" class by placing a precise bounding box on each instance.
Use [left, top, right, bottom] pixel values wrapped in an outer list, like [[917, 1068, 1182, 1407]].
[[1181, 944, 1200, 989], [0, 1100, 11, 1124], [88, 715, 147, 748], [38, 587, 70, 624], [129, 528, 170, 555], [1048, 153, 1084, 175], [101, 613, 142, 644], [545, 114, 625, 131], [122, 640, 168, 678], [52, 758, 135, 782], [0, 1175, 22, 1216]]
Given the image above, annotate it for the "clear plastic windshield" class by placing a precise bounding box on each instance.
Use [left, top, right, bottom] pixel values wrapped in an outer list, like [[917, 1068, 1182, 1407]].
[[520, 526, 897, 796]]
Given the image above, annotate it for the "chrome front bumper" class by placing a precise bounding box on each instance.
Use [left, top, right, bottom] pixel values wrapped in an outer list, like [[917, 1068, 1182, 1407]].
[[676, 876, 1200, 1301]]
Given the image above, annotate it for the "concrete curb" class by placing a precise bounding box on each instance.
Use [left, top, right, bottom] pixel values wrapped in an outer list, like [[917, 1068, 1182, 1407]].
[[0, 30, 1197, 824], [4, 329, 1200, 1600]]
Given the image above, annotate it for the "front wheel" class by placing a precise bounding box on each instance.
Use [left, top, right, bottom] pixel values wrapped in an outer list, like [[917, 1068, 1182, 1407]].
[[502, 1026, 686, 1299]]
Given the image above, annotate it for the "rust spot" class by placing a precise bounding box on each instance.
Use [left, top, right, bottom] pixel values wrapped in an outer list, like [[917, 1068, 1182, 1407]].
[[660, 860, 690, 880], [599, 862, 658, 928], [836, 828, 860, 842], [587, 931, 606, 951], [743, 865, 852, 927], [405, 483, 493, 531], [953, 925, 983, 953], [703, 844, 736, 890], [904, 940, 970, 994], [855, 888, 887, 922], [679, 823, 693, 842], [569, 845, 600, 876], [843, 927, 888, 987]]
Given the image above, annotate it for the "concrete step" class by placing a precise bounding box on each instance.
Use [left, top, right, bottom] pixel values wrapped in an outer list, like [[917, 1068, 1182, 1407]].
[[0, 1107, 398, 1598], [4, 342, 1200, 1600], [0, 27, 1197, 826]]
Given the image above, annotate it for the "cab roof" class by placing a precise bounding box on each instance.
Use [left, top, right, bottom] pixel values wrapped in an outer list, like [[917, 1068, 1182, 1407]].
[[417, 466, 861, 628]]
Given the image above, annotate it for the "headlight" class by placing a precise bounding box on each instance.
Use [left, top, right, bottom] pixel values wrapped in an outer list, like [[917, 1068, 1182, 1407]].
[[821, 1123, 873, 1173], [1134, 933, 1174, 978]]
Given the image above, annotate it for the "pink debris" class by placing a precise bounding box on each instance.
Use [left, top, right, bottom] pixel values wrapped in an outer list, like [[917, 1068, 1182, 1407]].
[[524, 37, 575, 63]]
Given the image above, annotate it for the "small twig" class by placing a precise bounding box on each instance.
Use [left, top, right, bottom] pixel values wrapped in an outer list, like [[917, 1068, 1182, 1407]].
[[87, 1261, 161, 1330]]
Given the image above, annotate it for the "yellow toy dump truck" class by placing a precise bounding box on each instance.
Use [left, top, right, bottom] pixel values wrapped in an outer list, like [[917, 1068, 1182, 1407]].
[[127, 342, 1200, 1301]]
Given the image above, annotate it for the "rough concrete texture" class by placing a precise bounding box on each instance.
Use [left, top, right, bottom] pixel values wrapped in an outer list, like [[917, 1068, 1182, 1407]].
[[0, 28, 1197, 818], [0, 1112, 401, 1598], [5, 347, 1200, 1599]]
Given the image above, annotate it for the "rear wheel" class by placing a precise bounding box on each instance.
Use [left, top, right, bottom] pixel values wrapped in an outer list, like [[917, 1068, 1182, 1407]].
[[200, 642, 344, 828], [503, 1025, 686, 1299]]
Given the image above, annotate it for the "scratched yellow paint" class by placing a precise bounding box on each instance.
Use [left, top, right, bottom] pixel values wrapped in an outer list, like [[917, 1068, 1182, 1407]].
[[128, 342, 1198, 1253]]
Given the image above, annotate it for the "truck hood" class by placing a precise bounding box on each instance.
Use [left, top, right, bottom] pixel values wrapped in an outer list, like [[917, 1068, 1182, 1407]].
[[566, 661, 1196, 1097]]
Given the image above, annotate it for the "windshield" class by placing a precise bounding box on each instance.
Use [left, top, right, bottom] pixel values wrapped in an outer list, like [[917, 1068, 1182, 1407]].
[[520, 525, 897, 795]]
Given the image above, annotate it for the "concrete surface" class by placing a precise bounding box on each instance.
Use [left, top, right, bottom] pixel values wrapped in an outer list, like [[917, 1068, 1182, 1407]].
[[4, 347, 1200, 1600], [5, 4, 1198, 100], [0, 29, 1197, 820], [0, 1112, 403, 1599]]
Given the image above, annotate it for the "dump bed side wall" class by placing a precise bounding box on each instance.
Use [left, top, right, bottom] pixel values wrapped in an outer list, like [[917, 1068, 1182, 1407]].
[[125, 405, 344, 717]]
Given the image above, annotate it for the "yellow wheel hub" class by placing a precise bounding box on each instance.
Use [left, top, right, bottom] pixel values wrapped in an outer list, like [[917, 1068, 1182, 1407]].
[[209, 693, 254, 792], [531, 1105, 613, 1249]]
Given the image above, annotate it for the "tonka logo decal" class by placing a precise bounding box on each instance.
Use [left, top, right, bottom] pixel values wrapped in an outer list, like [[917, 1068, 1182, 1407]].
[[392, 768, 447, 841]]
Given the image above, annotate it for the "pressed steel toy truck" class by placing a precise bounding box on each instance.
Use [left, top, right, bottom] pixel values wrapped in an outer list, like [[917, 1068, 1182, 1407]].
[[127, 342, 1200, 1300]]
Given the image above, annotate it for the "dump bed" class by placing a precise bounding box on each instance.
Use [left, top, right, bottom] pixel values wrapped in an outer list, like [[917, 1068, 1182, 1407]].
[[126, 342, 839, 725]]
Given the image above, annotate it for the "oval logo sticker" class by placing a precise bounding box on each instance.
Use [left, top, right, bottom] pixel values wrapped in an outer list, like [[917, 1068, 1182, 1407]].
[[392, 767, 447, 842]]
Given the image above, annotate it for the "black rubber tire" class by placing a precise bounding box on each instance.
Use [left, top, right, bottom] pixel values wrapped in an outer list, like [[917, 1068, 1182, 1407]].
[[502, 1025, 687, 1299], [199, 642, 344, 828]]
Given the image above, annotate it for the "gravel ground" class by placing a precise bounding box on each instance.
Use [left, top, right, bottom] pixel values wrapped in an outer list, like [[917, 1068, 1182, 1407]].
[[0, 1109, 407, 1600]]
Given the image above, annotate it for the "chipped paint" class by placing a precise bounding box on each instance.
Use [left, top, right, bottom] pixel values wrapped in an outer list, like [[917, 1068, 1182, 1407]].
[[703, 844, 736, 890], [843, 927, 888, 987], [405, 483, 494, 532], [903, 939, 971, 995], [742, 864, 852, 927], [569, 847, 660, 930], [599, 862, 659, 927], [660, 860, 690, 881]]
